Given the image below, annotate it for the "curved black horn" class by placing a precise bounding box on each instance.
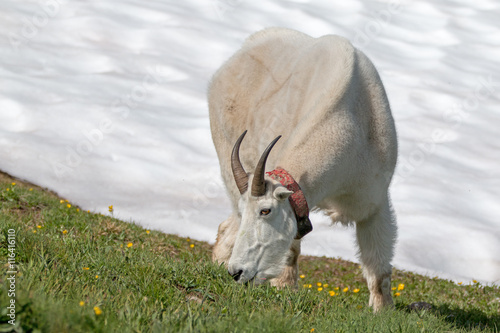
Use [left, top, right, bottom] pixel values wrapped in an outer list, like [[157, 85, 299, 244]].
[[231, 131, 249, 194], [251, 135, 282, 197]]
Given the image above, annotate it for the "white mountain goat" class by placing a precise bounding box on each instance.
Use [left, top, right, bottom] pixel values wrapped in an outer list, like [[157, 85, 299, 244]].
[[208, 28, 398, 312]]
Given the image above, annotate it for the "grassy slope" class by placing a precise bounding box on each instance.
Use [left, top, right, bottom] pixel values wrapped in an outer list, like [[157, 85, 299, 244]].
[[0, 172, 498, 333]]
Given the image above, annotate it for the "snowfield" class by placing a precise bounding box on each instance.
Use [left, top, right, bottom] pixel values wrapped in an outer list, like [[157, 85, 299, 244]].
[[1, 0, 499, 284]]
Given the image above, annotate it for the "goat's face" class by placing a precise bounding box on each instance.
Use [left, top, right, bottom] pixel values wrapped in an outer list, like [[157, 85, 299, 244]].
[[226, 131, 312, 284], [228, 177, 296, 284]]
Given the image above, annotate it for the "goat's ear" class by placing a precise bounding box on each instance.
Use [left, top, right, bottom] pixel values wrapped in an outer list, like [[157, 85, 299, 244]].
[[273, 186, 293, 201]]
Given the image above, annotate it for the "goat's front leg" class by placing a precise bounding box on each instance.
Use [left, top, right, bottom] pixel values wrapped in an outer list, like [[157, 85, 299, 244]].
[[212, 214, 239, 265], [270, 240, 301, 288]]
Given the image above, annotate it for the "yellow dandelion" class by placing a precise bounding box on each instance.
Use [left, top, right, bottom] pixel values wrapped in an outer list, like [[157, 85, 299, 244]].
[[76, 208, 80, 212], [186, 237, 191, 242], [6, 188, 10, 191], [317, 287, 323, 291], [32, 230, 36, 233], [83, 267, 90, 270], [87, 210, 90, 213], [127, 242, 133, 248], [11, 182, 16, 186], [323, 283, 328, 288], [29, 188, 33, 191], [397, 283, 405, 291], [190, 244, 195, 248], [303, 284, 308, 288], [353, 288, 360, 293], [329, 291, 336, 296], [60, 199, 65, 204], [146, 230, 150, 234], [65, 199, 69, 202], [310, 329, 315, 333], [473, 280, 478, 284], [79, 301, 85, 306], [108, 205, 113, 213], [391, 287, 397, 290], [334, 287, 339, 291], [342, 287, 349, 292], [308, 284, 312, 288], [299, 274, 305, 279], [458, 282, 463, 285], [37, 225, 42, 229], [62, 230, 68, 234], [67, 203, 71, 208], [93, 306, 102, 315], [317, 282, 322, 287], [95, 275, 99, 279], [394, 292, 401, 297]]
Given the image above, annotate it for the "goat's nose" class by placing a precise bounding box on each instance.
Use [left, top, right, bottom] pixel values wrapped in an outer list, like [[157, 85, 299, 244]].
[[229, 269, 243, 282]]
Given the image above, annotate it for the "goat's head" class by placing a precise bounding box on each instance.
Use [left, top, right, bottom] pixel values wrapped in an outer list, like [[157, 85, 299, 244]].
[[227, 130, 310, 284]]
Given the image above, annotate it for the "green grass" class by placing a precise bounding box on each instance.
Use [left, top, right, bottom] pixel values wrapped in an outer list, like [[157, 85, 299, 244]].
[[0, 172, 498, 332]]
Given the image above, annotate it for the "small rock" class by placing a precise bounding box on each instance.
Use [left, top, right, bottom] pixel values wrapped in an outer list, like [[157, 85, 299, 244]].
[[408, 301, 432, 311]]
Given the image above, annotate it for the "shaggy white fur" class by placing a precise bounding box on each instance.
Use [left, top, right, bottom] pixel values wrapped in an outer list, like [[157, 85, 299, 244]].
[[209, 27, 398, 312]]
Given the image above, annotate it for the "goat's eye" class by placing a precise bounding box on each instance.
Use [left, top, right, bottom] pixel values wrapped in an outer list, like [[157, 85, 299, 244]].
[[260, 209, 271, 216]]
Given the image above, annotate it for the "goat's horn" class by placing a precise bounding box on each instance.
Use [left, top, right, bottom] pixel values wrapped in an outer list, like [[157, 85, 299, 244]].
[[251, 135, 281, 197], [231, 130, 249, 194]]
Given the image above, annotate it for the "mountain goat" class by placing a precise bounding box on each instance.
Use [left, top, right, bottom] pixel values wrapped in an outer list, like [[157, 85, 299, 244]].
[[208, 28, 398, 312]]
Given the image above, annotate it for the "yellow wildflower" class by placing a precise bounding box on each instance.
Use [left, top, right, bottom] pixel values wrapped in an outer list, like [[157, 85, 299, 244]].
[[473, 280, 478, 284], [83, 267, 90, 270], [353, 288, 360, 293], [317, 287, 323, 291], [310, 329, 315, 333], [79, 301, 85, 306], [127, 242, 133, 248], [397, 283, 405, 291], [329, 291, 336, 296], [334, 287, 339, 291], [29, 188, 33, 191], [186, 237, 191, 242], [299, 274, 305, 279], [323, 283, 328, 288], [76, 208, 80, 212], [108, 205, 113, 213], [342, 287, 349, 292], [67, 203, 71, 208], [303, 284, 308, 288], [146, 230, 150, 234], [6, 188, 9, 191], [391, 287, 397, 290], [60, 199, 65, 204], [32, 230, 36, 233], [308, 284, 312, 288], [458, 282, 463, 285], [62, 230, 68, 234], [93, 306, 103, 315], [190, 244, 195, 248], [11, 182, 16, 186], [394, 292, 401, 297], [95, 275, 99, 279], [317, 282, 322, 287], [37, 225, 42, 229]]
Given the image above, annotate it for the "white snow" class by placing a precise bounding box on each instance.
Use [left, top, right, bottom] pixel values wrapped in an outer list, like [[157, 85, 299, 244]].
[[1, 0, 499, 284]]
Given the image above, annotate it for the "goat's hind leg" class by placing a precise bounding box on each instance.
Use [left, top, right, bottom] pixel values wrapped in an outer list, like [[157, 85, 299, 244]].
[[355, 198, 397, 312]]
